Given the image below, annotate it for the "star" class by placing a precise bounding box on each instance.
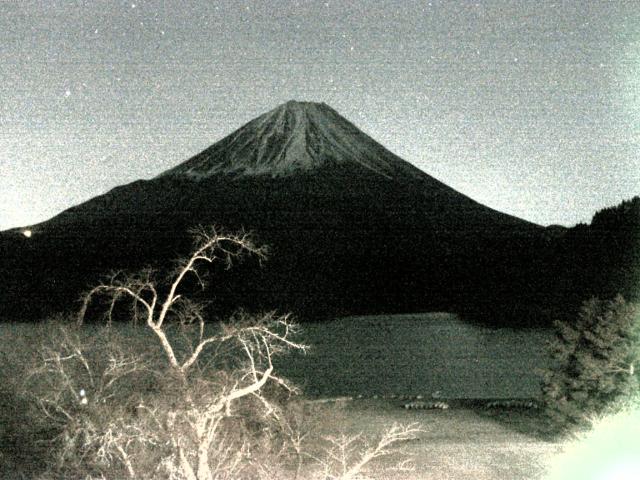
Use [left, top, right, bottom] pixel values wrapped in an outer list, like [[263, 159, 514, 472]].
[[64, 89, 71, 97]]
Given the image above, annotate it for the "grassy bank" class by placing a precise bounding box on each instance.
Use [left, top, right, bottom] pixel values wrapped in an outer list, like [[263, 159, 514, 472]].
[[300, 398, 562, 480]]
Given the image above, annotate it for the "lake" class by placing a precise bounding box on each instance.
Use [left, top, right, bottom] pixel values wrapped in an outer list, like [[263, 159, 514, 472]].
[[276, 312, 553, 399]]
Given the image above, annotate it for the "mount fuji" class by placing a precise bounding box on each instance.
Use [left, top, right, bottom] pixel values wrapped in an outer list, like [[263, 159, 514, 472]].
[[1, 101, 554, 323], [160, 100, 427, 180]]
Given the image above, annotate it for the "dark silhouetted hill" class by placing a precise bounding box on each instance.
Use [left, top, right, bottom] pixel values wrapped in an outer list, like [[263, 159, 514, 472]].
[[1, 101, 568, 324], [552, 196, 640, 314]]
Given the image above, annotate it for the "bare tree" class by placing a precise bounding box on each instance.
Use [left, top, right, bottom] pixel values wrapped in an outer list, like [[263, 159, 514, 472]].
[[25, 226, 420, 480], [67, 226, 308, 480], [79, 227, 270, 372]]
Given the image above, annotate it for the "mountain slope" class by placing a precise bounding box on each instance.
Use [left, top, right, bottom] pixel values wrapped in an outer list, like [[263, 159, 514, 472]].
[[1, 101, 552, 323]]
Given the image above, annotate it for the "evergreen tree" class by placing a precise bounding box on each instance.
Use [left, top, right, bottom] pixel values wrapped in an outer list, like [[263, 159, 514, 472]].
[[542, 295, 640, 429]]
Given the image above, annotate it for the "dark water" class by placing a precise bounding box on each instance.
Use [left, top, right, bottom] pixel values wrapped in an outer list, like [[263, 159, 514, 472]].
[[275, 313, 553, 399]]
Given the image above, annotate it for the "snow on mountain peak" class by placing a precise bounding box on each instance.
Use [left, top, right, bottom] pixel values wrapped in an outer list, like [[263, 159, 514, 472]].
[[159, 101, 425, 180]]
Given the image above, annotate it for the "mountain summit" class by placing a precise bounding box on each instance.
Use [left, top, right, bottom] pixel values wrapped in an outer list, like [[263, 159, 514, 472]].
[[160, 100, 424, 180]]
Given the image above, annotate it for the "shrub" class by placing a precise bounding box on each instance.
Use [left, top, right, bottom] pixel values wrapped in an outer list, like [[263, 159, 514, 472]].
[[541, 295, 640, 431], [315, 423, 421, 480], [21, 320, 163, 478]]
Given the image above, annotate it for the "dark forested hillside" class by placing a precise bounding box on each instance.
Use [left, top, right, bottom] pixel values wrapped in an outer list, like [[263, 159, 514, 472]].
[[553, 196, 640, 312]]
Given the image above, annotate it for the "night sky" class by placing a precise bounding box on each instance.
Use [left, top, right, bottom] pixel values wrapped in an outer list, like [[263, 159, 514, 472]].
[[2, 0, 639, 230]]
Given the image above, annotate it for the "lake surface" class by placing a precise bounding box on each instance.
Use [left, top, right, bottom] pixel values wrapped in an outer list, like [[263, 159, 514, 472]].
[[0, 312, 553, 400], [275, 313, 553, 399]]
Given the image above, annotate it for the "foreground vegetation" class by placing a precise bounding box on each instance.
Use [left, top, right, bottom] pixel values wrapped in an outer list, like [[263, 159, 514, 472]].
[[1, 225, 638, 478], [0, 320, 430, 479], [3, 321, 638, 480], [1, 228, 423, 479], [541, 295, 640, 432]]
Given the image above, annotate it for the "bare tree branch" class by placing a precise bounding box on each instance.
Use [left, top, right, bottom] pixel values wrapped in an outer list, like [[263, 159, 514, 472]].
[[319, 423, 423, 480], [57, 227, 309, 479]]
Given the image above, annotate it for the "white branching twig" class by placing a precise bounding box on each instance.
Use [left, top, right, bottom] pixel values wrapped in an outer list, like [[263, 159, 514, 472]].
[[319, 423, 422, 480], [64, 227, 308, 479]]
